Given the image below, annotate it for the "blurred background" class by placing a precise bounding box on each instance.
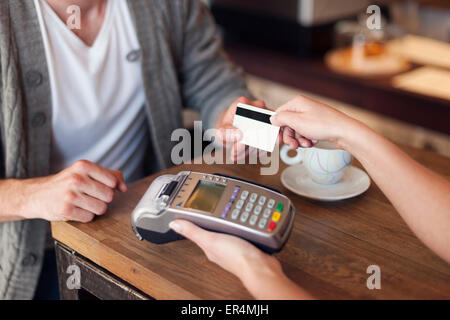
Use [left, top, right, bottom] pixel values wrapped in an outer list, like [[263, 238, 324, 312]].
[[194, 0, 450, 156]]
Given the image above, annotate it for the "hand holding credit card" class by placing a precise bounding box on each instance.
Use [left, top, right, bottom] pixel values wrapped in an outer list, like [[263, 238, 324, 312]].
[[232, 103, 280, 152]]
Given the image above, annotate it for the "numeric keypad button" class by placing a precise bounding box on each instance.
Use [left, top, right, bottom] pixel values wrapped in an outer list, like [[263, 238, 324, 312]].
[[240, 190, 249, 200], [231, 209, 240, 220], [258, 196, 266, 206], [253, 205, 262, 215], [249, 215, 258, 226], [258, 218, 267, 229], [249, 193, 258, 203], [240, 211, 249, 223]]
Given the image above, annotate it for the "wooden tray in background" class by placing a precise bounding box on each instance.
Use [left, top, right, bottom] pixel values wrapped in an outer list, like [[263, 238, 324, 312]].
[[325, 46, 411, 79]]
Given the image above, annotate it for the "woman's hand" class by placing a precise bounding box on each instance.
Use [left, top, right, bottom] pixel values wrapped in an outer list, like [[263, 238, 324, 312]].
[[169, 219, 313, 299], [169, 219, 281, 280], [215, 97, 267, 161], [270, 95, 358, 150], [273, 95, 450, 265]]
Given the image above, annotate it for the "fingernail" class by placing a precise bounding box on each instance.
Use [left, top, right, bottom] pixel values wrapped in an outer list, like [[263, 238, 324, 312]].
[[270, 115, 276, 122], [169, 221, 181, 233], [301, 142, 308, 148]]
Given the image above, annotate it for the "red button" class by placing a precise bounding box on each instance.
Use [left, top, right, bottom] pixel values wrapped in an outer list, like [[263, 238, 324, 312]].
[[268, 221, 277, 231]]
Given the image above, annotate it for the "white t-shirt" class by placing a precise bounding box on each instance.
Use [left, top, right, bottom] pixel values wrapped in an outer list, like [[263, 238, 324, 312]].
[[34, 0, 149, 182]]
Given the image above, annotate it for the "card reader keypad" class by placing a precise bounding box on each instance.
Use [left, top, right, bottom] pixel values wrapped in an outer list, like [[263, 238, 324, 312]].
[[226, 186, 284, 232]]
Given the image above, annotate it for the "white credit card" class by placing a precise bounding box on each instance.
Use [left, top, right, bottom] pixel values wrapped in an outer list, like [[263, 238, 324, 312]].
[[232, 103, 280, 152]]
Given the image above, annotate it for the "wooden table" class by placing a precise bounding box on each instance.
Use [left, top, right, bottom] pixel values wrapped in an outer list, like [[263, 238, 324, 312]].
[[52, 145, 450, 299]]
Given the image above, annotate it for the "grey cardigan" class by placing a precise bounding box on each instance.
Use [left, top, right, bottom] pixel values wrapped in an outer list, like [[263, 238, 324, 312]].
[[0, 0, 250, 299]]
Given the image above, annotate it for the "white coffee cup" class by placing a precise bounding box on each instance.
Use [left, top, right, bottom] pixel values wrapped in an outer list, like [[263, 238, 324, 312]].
[[280, 142, 353, 184]]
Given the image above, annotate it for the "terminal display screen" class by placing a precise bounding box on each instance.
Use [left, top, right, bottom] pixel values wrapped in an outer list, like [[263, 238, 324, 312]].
[[184, 180, 226, 213]]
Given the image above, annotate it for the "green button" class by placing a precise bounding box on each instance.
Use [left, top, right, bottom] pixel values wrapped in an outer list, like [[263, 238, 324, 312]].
[[276, 202, 284, 212]]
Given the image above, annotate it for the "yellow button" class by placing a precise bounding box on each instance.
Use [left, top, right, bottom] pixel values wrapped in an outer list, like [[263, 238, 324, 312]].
[[272, 211, 281, 222]]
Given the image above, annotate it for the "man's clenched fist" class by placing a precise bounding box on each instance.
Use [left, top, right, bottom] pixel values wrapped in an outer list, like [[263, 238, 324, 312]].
[[20, 160, 127, 223]]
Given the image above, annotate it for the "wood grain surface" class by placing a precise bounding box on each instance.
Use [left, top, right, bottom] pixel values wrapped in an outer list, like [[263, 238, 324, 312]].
[[51, 145, 450, 299]]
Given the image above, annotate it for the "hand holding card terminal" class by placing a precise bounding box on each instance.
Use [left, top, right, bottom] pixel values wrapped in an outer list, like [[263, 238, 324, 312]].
[[131, 171, 295, 253]]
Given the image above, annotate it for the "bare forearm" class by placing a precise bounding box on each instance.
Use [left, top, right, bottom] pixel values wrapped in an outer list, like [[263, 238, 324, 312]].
[[239, 255, 314, 300], [0, 179, 28, 222], [341, 121, 450, 262], [0, 160, 127, 224], [242, 272, 313, 300]]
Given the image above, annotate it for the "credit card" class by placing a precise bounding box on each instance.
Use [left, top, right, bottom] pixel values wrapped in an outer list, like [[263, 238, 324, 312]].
[[232, 103, 280, 152]]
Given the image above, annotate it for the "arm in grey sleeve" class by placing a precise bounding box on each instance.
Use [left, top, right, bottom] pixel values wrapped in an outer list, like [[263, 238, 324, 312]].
[[180, 0, 254, 129]]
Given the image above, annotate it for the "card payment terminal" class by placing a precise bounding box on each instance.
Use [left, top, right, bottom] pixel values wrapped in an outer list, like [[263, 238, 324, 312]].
[[131, 171, 295, 253]]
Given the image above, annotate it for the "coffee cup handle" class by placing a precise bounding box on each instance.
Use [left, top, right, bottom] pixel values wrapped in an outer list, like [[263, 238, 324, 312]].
[[280, 145, 304, 166]]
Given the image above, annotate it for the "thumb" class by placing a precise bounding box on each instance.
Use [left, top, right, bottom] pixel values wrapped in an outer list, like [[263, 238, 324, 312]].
[[169, 219, 212, 247], [111, 170, 127, 192], [227, 96, 251, 116], [270, 111, 300, 130]]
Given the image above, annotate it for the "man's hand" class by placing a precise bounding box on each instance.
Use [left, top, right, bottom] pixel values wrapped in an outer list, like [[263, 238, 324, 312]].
[[19, 160, 127, 223], [215, 97, 267, 161]]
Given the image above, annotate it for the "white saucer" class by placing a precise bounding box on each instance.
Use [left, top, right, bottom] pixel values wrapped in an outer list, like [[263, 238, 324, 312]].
[[281, 165, 371, 201]]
